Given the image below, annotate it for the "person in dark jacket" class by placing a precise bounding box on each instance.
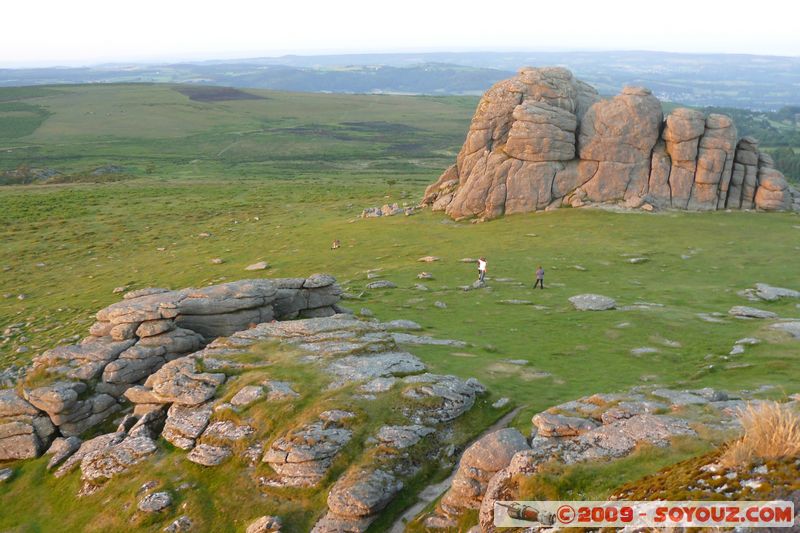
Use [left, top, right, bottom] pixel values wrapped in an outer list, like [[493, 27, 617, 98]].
[[533, 265, 544, 289]]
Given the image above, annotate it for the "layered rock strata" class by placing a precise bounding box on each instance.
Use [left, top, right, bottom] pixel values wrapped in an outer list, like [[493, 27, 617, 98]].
[[422, 66, 799, 219], [2, 291, 488, 532], [1, 275, 342, 445]]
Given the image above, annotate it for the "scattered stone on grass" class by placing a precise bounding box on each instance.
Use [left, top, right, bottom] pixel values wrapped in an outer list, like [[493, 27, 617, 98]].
[[264, 381, 299, 401], [187, 443, 232, 466], [163, 515, 193, 532], [697, 312, 726, 323], [569, 294, 616, 311], [375, 425, 435, 449], [138, 491, 172, 513], [728, 306, 778, 319], [230, 385, 265, 407], [492, 397, 510, 409], [383, 319, 422, 330], [391, 332, 466, 347], [246, 515, 283, 533], [741, 283, 800, 301], [365, 280, 397, 289], [201, 420, 254, 443], [245, 261, 269, 271], [729, 344, 746, 356], [771, 321, 800, 339]]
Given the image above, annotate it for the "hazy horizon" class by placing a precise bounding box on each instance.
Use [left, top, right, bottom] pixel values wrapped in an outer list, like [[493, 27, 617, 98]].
[[2, 0, 799, 68], [4, 47, 800, 70]]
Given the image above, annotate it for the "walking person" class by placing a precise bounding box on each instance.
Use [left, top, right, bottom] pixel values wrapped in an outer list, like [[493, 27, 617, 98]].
[[478, 257, 487, 283], [533, 265, 544, 289]]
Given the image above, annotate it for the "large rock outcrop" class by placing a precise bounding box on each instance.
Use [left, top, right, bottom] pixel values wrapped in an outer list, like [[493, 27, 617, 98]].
[[1, 284, 490, 533], [422, 66, 799, 219], [3, 275, 343, 441]]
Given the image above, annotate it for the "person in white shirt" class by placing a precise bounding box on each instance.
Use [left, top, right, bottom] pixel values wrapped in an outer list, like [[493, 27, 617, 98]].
[[478, 257, 487, 282]]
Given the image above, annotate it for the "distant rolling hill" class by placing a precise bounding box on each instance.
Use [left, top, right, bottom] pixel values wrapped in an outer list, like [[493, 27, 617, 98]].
[[2, 51, 800, 110], [0, 83, 797, 185]]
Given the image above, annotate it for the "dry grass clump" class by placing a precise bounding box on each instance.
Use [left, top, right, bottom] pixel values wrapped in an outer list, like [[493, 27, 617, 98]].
[[721, 401, 800, 468]]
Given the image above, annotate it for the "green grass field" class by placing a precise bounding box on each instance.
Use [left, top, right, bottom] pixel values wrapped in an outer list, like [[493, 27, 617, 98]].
[[1, 83, 799, 531]]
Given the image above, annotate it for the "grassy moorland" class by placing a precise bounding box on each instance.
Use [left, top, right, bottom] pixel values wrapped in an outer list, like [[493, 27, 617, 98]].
[[0, 83, 799, 531]]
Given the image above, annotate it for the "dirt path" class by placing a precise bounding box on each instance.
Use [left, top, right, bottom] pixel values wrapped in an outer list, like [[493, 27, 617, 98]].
[[388, 405, 524, 533]]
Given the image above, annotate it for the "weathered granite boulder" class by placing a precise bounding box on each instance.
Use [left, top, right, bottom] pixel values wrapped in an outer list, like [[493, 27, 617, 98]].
[[80, 435, 157, 483], [755, 167, 792, 211], [661, 107, 706, 208], [437, 428, 529, 519], [402, 374, 486, 424], [327, 352, 426, 388], [689, 114, 737, 210], [135, 319, 175, 338], [0, 420, 44, 460], [421, 67, 798, 219], [0, 389, 40, 418], [569, 294, 616, 311], [505, 101, 577, 162], [752, 283, 800, 301], [46, 435, 82, 470], [532, 412, 599, 437], [246, 515, 283, 533], [200, 420, 254, 444], [160, 403, 213, 450], [263, 416, 353, 487], [264, 381, 299, 401], [26, 382, 120, 437], [101, 345, 168, 385], [375, 425, 435, 450], [2, 297, 492, 531], [230, 385, 265, 407], [187, 443, 231, 466], [54, 431, 126, 478], [32, 338, 136, 381], [138, 491, 172, 513], [138, 357, 226, 406], [728, 306, 778, 319], [9, 275, 337, 441], [578, 86, 663, 204], [0, 389, 53, 459], [313, 468, 403, 533], [475, 392, 739, 531], [772, 321, 800, 339], [431, 67, 600, 220], [164, 515, 193, 532]]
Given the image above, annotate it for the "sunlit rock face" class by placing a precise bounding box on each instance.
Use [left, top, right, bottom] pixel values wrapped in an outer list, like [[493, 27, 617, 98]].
[[421, 67, 799, 219]]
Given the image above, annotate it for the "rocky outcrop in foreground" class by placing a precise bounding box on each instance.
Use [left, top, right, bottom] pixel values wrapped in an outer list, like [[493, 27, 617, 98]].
[[420, 386, 796, 531], [422, 66, 800, 220], [0, 275, 343, 452], [0, 275, 493, 532]]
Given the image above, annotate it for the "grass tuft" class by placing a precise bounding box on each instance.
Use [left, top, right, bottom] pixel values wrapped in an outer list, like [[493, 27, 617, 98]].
[[721, 401, 800, 468]]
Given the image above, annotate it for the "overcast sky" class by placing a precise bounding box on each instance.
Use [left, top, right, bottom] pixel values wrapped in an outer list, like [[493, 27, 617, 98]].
[[2, 0, 798, 67]]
